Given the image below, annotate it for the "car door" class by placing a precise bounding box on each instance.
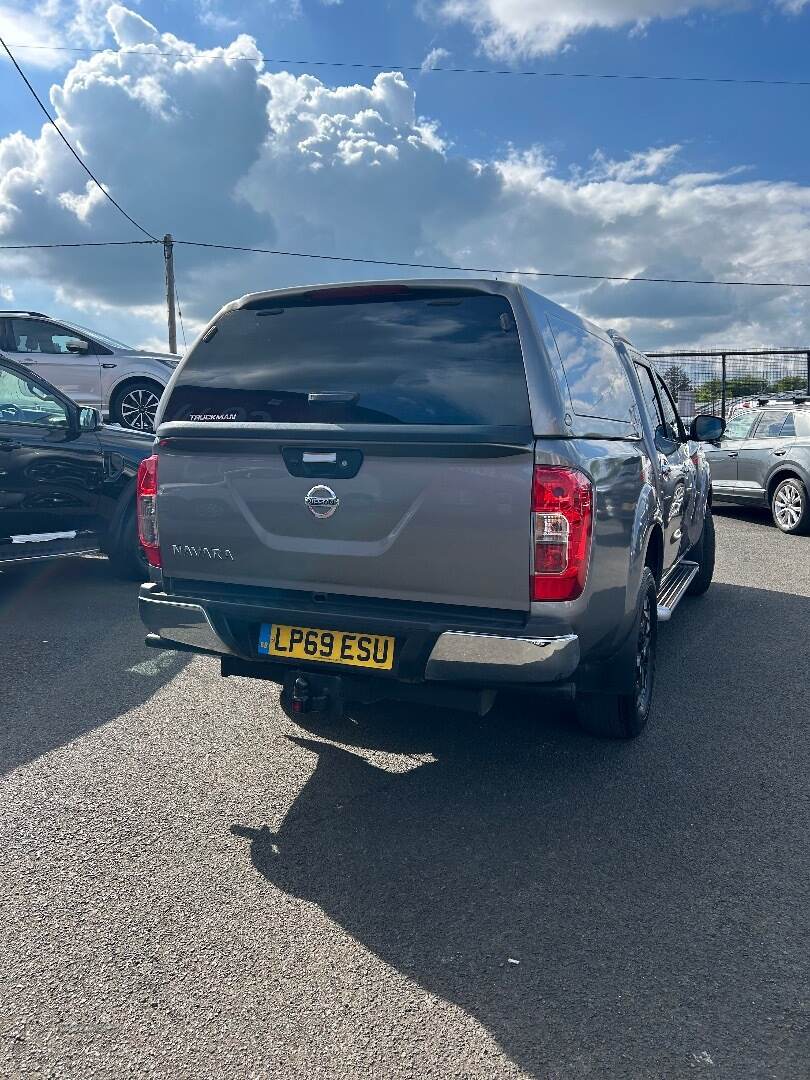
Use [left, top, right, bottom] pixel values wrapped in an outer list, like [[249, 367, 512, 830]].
[[703, 410, 758, 497], [8, 317, 103, 409], [0, 361, 104, 542], [654, 371, 699, 563], [736, 409, 795, 500], [634, 363, 689, 572], [654, 371, 703, 548]]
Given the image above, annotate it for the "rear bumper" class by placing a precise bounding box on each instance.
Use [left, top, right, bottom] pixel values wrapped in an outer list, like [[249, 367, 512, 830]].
[[424, 631, 578, 683], [138, 584, 579, 687]]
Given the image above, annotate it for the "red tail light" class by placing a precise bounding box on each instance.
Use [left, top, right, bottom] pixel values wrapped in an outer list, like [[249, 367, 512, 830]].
[[136, 455, 161, 567], [531, 466, 593, 601]]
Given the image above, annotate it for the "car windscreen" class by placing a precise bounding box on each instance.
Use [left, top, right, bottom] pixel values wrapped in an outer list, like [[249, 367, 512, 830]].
[[161, 289, 530, 426]]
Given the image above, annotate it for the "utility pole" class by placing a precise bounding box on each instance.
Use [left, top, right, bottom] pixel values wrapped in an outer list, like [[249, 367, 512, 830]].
[[164, 233, 177, 354]]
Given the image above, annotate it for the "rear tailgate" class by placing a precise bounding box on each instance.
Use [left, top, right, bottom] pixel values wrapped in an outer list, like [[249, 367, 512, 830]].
[[156, 285, 535, 611], [157, 431, 534, 609]]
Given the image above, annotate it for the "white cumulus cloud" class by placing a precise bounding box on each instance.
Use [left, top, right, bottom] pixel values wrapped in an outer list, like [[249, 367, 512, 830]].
[[1, 5, 809, 350], [421, 46, 452, 71], [431, 0, 805, 58]]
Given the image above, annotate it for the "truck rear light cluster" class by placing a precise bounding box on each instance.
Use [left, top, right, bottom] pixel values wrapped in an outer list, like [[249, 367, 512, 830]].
[[531, 466, 593, 601], [136, 455, 161, 567]]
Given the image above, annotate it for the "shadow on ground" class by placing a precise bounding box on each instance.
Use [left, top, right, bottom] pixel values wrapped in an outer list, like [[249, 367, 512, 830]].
[[234, 583, 810, 1078], [712, 503, 775, 529], [0, 558, 187, 776]]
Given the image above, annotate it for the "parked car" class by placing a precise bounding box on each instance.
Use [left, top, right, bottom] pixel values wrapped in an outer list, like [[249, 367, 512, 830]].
[[0, 351, 153, 577], [0, 310, 179, 431], [704, 398, 810, 534], [136, 279, 724, 740]]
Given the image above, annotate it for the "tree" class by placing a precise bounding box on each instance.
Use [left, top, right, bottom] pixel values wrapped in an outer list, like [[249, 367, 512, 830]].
[[660, 365, 693, 394], [770, 375, 808, 394], [726, 375, 769, 398], [696, 378, 722, 404]]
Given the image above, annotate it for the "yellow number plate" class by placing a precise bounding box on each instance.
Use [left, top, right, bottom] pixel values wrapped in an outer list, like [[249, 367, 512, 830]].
[[259, 623, 395, 670]]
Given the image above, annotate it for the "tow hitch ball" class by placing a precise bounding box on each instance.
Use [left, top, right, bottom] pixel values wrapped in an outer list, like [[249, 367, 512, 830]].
[[291, 675, 313, 714], [282, 672, 343, 718]]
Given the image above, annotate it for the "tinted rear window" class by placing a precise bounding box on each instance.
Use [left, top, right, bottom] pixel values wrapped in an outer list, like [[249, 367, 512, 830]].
[[547, 315, 635, 424], [162, 290, 530, 426]]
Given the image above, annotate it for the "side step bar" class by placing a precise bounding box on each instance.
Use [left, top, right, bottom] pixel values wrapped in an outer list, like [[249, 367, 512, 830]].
[[657, 560, 699, 622]]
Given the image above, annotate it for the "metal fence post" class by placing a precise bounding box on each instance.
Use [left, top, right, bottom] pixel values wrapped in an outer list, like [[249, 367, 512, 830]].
[[721, 353, 727, 419]]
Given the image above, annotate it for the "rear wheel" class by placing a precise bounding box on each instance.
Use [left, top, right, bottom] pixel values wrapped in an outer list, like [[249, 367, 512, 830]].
[[111, 379, 162, 432], [770, 477, 810, 535], [686, 510, 715, 596], [107, 503, 149, 580], [574, 567, 657, 740]]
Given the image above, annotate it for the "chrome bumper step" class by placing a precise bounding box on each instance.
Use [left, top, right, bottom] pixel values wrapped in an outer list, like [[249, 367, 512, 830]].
[[657, 560, 698, 622]]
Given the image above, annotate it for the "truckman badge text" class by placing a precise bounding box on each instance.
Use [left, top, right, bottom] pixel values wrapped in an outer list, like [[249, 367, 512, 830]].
[[305, 485, 339, 519]]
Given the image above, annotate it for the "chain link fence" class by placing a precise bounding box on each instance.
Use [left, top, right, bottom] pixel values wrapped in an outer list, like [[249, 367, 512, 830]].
[[648, 348, 810, 421]]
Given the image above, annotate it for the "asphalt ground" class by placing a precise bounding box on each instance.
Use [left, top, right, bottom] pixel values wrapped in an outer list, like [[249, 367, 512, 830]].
[[1, 507, 808, 1080]]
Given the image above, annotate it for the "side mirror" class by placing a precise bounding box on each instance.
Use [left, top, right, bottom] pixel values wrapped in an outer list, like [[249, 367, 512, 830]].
[[66, 338, 89, 353], [654, 423, 680, 456], [79, 407, 103, 432], [690, 414, 725, 443]]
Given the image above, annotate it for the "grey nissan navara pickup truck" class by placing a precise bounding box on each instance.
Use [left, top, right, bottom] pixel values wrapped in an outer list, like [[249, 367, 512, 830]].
[[137, 280, 724, 739]]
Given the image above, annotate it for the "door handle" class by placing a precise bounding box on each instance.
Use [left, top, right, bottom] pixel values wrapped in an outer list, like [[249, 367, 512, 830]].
[[101, 363, 117, 369], [772, 448, 787, 457], [302, 451, 337, 464], [0, 438, 21, 451], [728, 451, 738, 458]]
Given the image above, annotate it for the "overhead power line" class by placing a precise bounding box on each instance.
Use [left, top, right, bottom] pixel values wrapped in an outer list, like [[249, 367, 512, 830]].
[[0, 240, 158, 250], [6, 41, 810, 88], [2, 236, 808, 290], [174, 240, 810, 290], [0, 37, 158, 241]]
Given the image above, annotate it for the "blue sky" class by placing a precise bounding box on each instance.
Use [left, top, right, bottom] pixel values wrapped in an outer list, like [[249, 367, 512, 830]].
[[1, 0, 809, 351]]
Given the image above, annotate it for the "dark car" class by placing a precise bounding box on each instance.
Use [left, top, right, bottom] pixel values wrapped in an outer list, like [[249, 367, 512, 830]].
[[705, 397, 810, 534], [0, 351, 154, 577]]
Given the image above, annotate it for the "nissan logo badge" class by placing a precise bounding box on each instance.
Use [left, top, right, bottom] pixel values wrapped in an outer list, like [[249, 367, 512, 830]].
[[305, 485, 340, 518]]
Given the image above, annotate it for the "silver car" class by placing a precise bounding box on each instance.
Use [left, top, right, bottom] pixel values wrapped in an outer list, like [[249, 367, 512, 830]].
[[0, 310, 179, 431], [705, 399, 810, 533]]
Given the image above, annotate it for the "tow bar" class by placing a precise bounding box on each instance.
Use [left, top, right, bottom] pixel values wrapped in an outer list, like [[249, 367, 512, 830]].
[[281, 671, 345, 720]]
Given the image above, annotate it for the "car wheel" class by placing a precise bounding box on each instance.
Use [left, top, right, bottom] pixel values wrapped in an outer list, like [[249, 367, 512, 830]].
[[686, 510, 715, 596], [770, 477, 810, 535], [574, 567, 657, 740], [112, 380, 163, 432], [108, 503, 149, 581]]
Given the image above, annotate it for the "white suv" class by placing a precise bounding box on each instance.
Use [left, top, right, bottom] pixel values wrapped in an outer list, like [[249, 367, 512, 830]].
[[0, 311, 180, 431]]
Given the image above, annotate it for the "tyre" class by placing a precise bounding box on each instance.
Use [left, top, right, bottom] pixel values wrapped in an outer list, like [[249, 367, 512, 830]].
[[574, 567, 657, 740], [111, 379, 163, 432], [107, 503, 149, 581], [686, 509, 715, 596], [770, 476, 810, 535]]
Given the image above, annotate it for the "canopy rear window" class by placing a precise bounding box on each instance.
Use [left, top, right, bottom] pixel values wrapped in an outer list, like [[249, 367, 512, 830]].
[[162, 289, 530, 426]]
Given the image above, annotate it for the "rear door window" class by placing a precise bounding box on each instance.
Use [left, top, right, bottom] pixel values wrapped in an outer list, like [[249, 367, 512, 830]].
[[752, 410, 791, 438], [634, 364, 664, 428], [547, 316, 635, 424], [162, 289, 531, 426], [654, 372, 686, 439]]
